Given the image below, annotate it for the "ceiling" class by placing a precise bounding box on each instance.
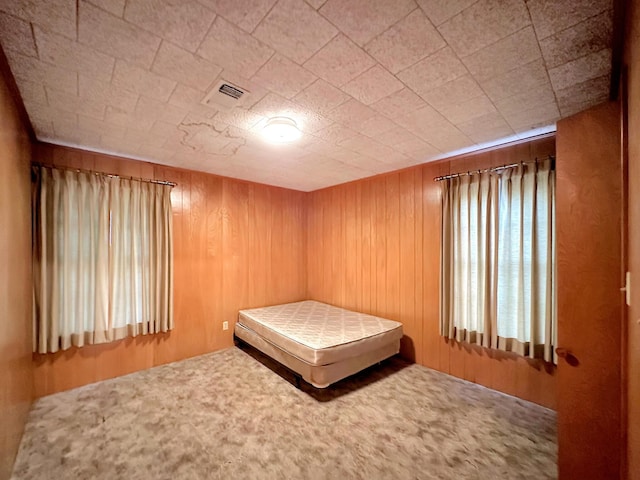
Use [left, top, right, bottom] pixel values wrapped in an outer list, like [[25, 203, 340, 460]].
[[0, 0, 613, 191]]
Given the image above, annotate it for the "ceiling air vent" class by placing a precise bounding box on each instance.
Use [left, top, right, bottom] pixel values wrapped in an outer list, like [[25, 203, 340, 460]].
[[219, 83, 244, 100], [202, 79, 250, 110]]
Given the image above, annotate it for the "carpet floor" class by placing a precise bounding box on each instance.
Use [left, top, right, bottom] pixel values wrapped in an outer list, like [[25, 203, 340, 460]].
[[12, 345, 557, 480]]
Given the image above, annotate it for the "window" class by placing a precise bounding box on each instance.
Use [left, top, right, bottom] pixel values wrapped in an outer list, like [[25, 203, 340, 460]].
[[439, 158, 556, 363], [32, 165, 174, 354]]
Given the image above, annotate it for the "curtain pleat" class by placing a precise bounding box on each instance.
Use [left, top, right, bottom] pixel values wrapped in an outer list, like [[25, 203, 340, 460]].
[[439, 159, 556, 362], [32, 166, 174, 354]]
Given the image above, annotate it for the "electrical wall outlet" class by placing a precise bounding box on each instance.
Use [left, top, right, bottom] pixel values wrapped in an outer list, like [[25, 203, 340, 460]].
[[222, 321, 229, 331]]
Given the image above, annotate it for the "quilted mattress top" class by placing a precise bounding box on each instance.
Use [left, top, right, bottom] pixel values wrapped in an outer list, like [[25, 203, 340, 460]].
[[238, 300, 402, 351]]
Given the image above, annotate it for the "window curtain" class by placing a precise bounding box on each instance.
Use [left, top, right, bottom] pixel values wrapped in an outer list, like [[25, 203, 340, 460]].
[[32, 166, 174, 354], [439, 158, 556, 363]]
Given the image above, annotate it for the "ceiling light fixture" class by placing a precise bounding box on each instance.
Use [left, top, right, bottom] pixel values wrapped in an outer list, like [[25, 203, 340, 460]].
[[262, 116, 301, 143]]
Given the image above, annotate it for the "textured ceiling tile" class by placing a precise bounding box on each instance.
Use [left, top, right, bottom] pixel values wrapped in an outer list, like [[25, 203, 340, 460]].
[[374, 149, 415, 168], [494, 82, 556, 117], [376, 126, 420, 147], [336, 152, 392, 173], [33, 120, 55, 138], [396, 104, 473, 150], [365, 9, 445, 74], [136, 143, 176, 162], [319, 0, 416, 46], [151, 42, 223, 91], [168, 83, 218, 117], [415, 0, 477, 26], [0, 13, 37, 57], [426, 127, 475, 152], [539, 10, 612, 69], [341, 65, 404, 105], [439, 94, 496, 125], [86, 0, 126, 17], [393, 136, 439, 157], [354, 114, 397, 137], [253, 0, 338, 64], [16, 80, 47, 106], [251, 54, 317, 99], [8, 53, 78, 95], [79, 115, 127, 138], [555, 74, 610, 117], [548, 48, 611, 91], [527, 0, 611, 40], [105, 105, 155, 130], [304, 0, 328, 8], [370, 88, 426, 118], [395, 103, 444, 132], [23, 100, 55, 125], [78, 2, 161, 68], [438, 0, 530, 57], [1, 0, 616, 190], [503, 101, 560, 132], [462, 26, 542, 82], [46, 87, 107, 120], [320, 147, 364, 164], [79, 75, 139, 113], [34, 26, 115, 81], [326, 98, 376, 125], [420, 74, 484, 110], [456, 111, 514, 143], [162, 127, 198, 152], [292, 109, 331, 133], [188, 130, 233, 155], [558, 98, 605, 118], [1, 0, 76, 39], [313, 123, 359, 144], [135, 96, 188, 124], [112, 60, 177, 101], [397, 47, 466, 97], [55, 117, 102, 145], [215, 107, 266, 131], [200, 0, 277, 33], [293, 79, 350, 115], [405, 144, 441, 162], [150, 119, 179, 138], [303, 34, 375, 87], [338, 134, 393, 159], [479, 58, 549, 102], [100, 134, 142, 153], [123, 0, 215, 52], [197, 17, 274, 78]]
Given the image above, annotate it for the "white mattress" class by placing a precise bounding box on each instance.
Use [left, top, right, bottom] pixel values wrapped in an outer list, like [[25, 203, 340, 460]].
[[237, 300, 403, 366]]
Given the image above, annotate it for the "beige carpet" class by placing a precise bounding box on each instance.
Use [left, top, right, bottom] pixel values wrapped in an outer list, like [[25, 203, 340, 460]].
[[12, 345, 557, 479]]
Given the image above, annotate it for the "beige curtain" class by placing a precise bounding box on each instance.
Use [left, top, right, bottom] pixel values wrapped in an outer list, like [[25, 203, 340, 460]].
[[440, 159, 556, 363], [32, 166, 173, 354]]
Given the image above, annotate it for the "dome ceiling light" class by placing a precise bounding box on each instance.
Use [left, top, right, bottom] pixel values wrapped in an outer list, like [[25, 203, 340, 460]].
[[262, 117, 302, 143]]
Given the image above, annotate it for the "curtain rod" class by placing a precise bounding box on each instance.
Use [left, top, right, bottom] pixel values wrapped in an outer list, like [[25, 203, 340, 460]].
[[433, 155, 555, 182], [32, 163, 177, 187]]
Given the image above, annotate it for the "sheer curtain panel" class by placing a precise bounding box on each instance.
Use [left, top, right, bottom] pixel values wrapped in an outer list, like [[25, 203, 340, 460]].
[[32, 166, 174, 354], [439, 158, 556, 363]]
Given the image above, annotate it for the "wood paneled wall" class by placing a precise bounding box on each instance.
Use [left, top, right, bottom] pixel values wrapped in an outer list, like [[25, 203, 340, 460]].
[[0, 56, 33, 478], [32, 143, 307, 397], [307, 136, 557, 409], [625, 1, 640, 477]]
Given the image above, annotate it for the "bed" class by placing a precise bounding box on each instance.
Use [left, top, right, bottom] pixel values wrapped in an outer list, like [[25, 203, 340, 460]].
[[234, 300, 403, 388]]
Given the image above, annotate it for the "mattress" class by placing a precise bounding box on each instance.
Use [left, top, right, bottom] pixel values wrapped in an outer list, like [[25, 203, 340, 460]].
[[237, 300, 403, 366]]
